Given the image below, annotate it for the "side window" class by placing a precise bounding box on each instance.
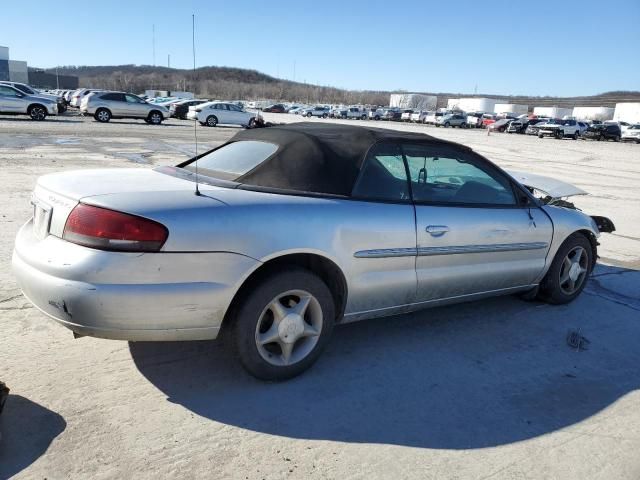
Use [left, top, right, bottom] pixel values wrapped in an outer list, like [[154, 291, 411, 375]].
[[352, 143, 410, 202], [228, 104, 241, 112], [125, 94, 141, 103], [0, 86, 19, 97], [402, 145, 516, 206]]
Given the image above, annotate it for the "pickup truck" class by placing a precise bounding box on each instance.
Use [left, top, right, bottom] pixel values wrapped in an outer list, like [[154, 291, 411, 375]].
[[537, 119, 583, 139]]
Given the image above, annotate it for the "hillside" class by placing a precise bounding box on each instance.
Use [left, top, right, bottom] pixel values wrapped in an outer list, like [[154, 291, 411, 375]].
[[47, 65, 640, 108]]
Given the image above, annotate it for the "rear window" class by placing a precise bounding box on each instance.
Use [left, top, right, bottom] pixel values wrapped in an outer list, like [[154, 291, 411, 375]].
[[185, 141, 278, 181]]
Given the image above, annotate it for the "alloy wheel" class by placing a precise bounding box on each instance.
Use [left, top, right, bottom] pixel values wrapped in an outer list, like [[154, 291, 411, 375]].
[[30, 106, 46, 121], [254, 289, 323, 367], [559, 246, 588, 295]]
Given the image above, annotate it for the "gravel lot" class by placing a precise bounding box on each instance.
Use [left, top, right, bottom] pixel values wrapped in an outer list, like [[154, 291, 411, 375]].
[[1, 112, 639, 479]]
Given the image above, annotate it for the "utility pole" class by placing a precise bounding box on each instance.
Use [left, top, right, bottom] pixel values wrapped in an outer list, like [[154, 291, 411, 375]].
[[293, 60, 296, 82], [168, 54, 170, 68], [152, 24, 156, 66], [55, 66, 59, 89]]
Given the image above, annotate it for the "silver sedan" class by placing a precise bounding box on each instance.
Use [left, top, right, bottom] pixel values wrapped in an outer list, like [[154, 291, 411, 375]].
[[13, 123, 614, 380]]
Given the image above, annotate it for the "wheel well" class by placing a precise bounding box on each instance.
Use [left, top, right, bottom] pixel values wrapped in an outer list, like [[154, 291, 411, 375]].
[[221, 253, 348, 334], [576, 229, 598, 271], [96, 107, 111, 114], [149, 109, 162, 117], [28, 103, 46, 112]]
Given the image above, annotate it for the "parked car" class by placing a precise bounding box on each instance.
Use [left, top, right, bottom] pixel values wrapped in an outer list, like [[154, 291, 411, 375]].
[[537, 119, 582, 140], [329, 107, 346, 118], [0, 84, 58, 120], [288, 106, 307, 115], [13, 123, 614, 380], [344, 107, 368, 119], [481, 114, 497, 128], [190, 101, 257, 127], [506, 118, 530, 134], [410, 110, 429, 123], [383, 109, 402, 121], [524, 119, 549, 136], [466, 112, 484, 128], [400, 109, 415, 122], [169, 99, 208, 119], [581, 123, 622, 142], [80, 91, 169, 124], [424, 111, 444, 125], [488, 118, 512, 132], [368, 108, 386, 120], [0, 81, 66, 113], [70, 88, 105, 108], [436, 113, 467, 128], [301, 106, 330, 118], [263, 104, 287, 113], [621, 124, 640, 143]]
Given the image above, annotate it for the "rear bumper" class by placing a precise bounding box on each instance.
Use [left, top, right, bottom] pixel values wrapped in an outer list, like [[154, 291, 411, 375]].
[[12, 220, 260, 341]]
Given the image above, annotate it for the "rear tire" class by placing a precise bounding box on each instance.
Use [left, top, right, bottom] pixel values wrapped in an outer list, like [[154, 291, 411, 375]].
[[538, 233, 593, 305], [206, 115, 218, 127], [94, 108, 111, 123], [231, 268, 335, 381], [573, 131, 579, 140]]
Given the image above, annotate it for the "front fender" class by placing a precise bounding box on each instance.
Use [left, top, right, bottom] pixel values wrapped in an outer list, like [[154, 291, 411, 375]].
[[539, 205, 600, 280]]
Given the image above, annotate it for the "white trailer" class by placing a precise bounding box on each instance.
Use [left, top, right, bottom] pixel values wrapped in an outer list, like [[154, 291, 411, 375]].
[[390, 93, 437, 110], [533, 106, 573, 118], [494, 103, 528, 115], [456, 97, 499, 113], [446, 98, 460, 110], [613, 103, 640, 124], [572, 106, 614, 121]]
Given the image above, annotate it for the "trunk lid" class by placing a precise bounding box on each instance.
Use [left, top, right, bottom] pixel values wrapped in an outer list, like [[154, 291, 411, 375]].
[[32, 168, 226, 239]]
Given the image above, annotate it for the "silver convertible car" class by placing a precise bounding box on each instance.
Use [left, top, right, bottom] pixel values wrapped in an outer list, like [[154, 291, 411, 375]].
[[13, 124, 614, 380]]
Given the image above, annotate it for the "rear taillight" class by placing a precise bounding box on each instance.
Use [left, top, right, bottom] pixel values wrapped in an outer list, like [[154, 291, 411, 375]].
[[63, 204, 168, 252]]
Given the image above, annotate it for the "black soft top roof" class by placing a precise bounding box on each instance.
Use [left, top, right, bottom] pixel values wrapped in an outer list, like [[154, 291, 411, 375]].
[[226, 123, 470, 196]]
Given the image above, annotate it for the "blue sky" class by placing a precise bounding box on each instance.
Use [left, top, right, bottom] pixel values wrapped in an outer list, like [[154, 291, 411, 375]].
[[2, 0, 639, 96]]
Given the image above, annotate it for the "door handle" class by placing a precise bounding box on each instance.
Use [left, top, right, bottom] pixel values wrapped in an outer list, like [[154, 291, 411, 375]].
[[426, 225, 450, 236]]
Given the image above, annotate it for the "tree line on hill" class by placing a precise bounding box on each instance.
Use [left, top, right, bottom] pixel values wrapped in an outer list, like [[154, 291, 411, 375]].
[[48, 65, 640, 108]]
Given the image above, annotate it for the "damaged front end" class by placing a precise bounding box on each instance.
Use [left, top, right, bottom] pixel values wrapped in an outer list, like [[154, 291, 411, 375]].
[[508, 170, 616, 233]]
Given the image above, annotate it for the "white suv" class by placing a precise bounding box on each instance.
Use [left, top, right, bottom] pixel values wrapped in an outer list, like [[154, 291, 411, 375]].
[[536, 119, 583, 139]]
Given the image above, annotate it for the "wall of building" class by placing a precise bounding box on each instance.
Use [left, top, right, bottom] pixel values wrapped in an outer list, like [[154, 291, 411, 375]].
[[28, 71, 79, 89], [613, 103, 640, 124], [9, 60, 28, 83], [0, 46, 9, 81]]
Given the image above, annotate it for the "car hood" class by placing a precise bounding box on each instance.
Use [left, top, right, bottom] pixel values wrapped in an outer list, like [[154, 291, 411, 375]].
[[537, 123, 560, 128], [507, 170, 587, 199]]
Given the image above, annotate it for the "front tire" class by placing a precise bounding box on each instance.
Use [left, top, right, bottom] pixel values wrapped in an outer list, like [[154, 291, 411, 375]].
[[148, 111, 163, 125], [28, 105, 47, 121], [232, 268, 335, 381], [538, 233, 593, 305]]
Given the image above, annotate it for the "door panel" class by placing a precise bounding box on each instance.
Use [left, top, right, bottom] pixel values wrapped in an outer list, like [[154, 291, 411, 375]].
[[0, 86, 23, 112], [343, 142, 418, 320], [414, 206, 551, 301], [403, 143, 553, 302]]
